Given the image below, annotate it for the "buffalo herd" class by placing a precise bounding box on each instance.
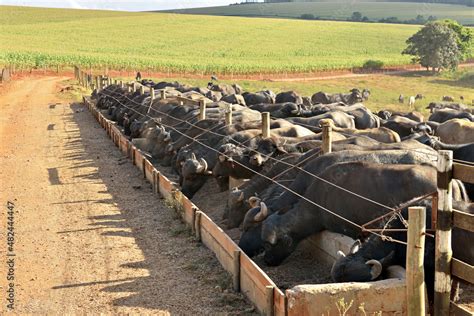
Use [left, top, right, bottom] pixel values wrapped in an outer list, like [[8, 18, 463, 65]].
[[93, 79, 473, 300]]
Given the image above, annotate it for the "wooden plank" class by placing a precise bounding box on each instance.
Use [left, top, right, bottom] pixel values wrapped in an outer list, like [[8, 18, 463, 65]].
[[452, 259, 474, 284], [119, 134, 129, 156], [453, 163, 474, 185], [240, 254, 274, 315], [450, 301, 473, 316], [152, 169, 160, 195], [109, 125, 116, 144], [240, 253, 275, 290], [200, 224, 234, 275], [134, 149, 145, 174], [273, 288, 286, 316], [144, 159, 154, 184], [110, 125, 119, 146], [176, 95, 200, 104], [180, 194, 197, 227], [453, 209, 474, 232], [406, 206, 426, 316], [158, 173, 174, 200], [105, 121, 112, 137], [200, 213, 238, 257]]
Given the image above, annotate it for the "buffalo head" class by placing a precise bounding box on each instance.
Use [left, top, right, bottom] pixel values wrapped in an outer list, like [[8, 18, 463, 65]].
[[331, 240, 395, 283], [248, 138, 287, 167], [281, 102, 301, 116], [412, 122, 433, 135], [180, 154, 212, 198], [362, 88, 371, 101], [238, 201, 269, 257], [258, 211, 298, 266], [377, 110, 392, 120]]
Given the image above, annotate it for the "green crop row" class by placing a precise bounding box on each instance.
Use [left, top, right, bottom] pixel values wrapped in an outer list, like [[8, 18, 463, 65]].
[[0, 6, 424, 74]]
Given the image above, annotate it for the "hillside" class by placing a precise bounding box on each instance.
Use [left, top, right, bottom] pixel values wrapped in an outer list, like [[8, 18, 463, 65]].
[[0, 5, 423, 74], [164, 2, 474, 25]]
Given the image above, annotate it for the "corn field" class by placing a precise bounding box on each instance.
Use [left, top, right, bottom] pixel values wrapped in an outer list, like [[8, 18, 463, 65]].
[[0, 6, 422, 74]]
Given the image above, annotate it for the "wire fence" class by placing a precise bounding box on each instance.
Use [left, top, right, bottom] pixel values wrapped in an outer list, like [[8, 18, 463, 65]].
[[96, 85, 448, 246]]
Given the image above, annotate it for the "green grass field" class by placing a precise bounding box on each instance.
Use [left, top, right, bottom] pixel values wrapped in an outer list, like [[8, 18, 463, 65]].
[[166, 2, 474, 25], [0, 6, 426, 74]]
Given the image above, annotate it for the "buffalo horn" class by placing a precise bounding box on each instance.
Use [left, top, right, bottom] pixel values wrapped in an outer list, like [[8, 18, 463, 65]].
[[365, 259, 383, 280], [199, 158, 208, 171], [253, 202, 269, 222], [336, 250, 346, 259]]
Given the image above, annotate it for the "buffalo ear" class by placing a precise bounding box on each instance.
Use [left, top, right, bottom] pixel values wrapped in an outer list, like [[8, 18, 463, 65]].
[[349, 240, 361, 254], [380, 250, 395, 266]]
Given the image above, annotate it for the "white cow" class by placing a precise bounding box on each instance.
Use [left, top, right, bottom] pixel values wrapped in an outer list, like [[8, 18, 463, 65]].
[[408, 96, 416, 108]]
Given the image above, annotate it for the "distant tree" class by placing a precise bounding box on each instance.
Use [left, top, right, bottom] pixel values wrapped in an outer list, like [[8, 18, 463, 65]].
[[362, 16, 370, 22], [379, 17, 400, 23], [403, 22, 461, 71], [351, 11, 363, 22], [438, 19, 473, 60], [300, 13, 315, 20], [414, 15, 426, 24]]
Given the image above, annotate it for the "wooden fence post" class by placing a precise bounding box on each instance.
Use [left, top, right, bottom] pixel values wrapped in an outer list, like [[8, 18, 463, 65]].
[[262, 112, 270, 138], [434, 150, 453, 316], [321, 120, 333, 154], [225, 105, 233, 126], [160, 89, 166, 100], [233, 250, 240, 292], [195, 211, 202, 241], [199, 100, 207, 121], [265, 285, 274, 316], [139, 85, 144, 95], [119, 80, 124, 89], [150, 88, 155, 101], [407, 206, 426, 316], [147, 88, 155, 115], [95, 76, 100, 92], [85, 73, 89, 88]]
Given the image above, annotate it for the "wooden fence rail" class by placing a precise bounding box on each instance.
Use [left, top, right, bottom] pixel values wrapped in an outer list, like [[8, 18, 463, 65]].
[[80, 69, 473, 315], [82, 94, 286, 315], [435, 151, 474, 316]]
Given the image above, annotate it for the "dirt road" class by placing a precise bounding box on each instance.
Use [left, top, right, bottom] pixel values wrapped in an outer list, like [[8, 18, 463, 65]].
[[0, 77, 253, 314]]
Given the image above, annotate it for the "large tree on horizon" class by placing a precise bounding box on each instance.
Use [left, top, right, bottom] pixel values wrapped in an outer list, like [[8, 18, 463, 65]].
[[403, 22, 462, 72]]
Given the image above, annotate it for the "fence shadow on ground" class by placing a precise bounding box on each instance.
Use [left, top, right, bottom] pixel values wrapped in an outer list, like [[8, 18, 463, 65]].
[[55, 102, 249, 314]]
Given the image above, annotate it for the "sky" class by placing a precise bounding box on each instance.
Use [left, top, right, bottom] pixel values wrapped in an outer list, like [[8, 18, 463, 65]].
[[0, 0, 248, 11]]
